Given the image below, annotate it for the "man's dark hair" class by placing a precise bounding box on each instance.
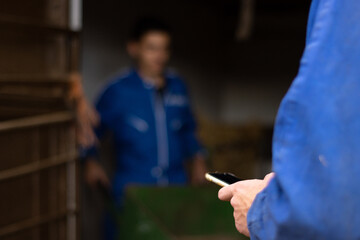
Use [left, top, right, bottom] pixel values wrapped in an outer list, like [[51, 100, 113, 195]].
[[129, 17, 172, 41]]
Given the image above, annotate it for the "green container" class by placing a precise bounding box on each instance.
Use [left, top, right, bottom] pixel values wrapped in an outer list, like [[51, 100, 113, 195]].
[[118, 186, 250, 240]]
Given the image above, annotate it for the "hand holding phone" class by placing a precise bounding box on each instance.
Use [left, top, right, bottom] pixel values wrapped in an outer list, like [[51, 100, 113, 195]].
[[205, 172, 241, 187]]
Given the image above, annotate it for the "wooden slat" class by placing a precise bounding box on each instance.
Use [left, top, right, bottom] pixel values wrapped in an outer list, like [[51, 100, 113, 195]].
[[0, 106, 65, 122], [0, 112, 73, 132], [0, 14, 75, 34], [0, 88, 66, 99], [0, 210, 77, 238], [0, 108, 68, 123], [0, 151, 78, 182], [31, 128, 40, 239], [0, 74, 69, 83]]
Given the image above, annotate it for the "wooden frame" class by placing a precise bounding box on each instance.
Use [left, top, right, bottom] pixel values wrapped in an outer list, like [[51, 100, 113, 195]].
[[0, 0, 81, 239], [0, 112, 78, 239]]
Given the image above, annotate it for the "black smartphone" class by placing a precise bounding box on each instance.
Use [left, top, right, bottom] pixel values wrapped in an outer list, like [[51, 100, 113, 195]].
[[205, 172, 241, 187]]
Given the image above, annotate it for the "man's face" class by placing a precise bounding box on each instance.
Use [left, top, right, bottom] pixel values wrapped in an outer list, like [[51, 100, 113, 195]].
[[129, 31, 171, 75]]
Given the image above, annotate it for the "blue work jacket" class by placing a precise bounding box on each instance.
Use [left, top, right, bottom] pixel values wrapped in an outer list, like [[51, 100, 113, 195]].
[[248, 0, 360, 239], [86, 69, 202, 201]]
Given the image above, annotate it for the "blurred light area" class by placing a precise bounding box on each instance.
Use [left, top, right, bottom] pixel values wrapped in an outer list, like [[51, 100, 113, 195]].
[[69, 0, 82, 31]]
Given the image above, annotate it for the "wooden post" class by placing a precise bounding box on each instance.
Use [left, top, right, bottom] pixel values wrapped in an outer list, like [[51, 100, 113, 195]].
[[236, 0, 256, 41]]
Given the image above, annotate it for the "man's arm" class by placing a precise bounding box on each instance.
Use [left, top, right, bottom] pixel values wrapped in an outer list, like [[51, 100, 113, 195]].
[[190, 153, 207, 185], [181, 88, 208, 185], [82, 117, 110, 189], [84, 157, 110, 189], [68, 72, 100, 148], [82, 83, 119, 189]]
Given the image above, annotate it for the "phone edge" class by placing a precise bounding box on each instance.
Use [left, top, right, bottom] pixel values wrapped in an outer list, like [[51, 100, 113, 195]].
[[205, 173, 229, 187]]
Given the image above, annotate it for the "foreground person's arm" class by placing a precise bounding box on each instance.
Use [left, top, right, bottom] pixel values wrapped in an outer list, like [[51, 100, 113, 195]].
[[220, 0, 360, 239], [218, 173, 274, 236]]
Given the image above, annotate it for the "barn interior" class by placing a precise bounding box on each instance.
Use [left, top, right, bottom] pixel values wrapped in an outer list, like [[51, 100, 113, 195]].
[[0, 0, 311, 239]]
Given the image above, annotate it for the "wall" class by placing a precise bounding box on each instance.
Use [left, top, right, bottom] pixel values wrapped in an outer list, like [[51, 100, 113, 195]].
[[82, 0, 310, 125]]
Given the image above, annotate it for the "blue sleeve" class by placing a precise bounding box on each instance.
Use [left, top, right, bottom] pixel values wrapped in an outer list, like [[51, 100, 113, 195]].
[[81, 82, 119, 160], [247, 0, 360, 239]]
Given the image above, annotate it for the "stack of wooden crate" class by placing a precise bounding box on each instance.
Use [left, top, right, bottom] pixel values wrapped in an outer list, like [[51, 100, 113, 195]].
[[0, 0, 79, 239], [198, 116, 273, 179]]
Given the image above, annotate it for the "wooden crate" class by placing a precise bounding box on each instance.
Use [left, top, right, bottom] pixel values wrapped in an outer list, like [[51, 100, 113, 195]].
[[0, 112, 78, 240], [198, 116, 272, 179], [0, 0, 80, 121], [0, 0, 69, 28], [0, 0, 81, 239]]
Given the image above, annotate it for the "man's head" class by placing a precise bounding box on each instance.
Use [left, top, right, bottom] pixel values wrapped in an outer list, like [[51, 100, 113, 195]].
[[127, 17, 172, 76]]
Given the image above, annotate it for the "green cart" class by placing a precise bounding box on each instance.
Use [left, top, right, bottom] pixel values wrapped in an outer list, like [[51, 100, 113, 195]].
[[116, 186, 250, 240]]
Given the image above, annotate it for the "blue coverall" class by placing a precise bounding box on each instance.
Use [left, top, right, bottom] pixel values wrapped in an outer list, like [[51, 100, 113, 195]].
[[248, 0, 360, 239], [86, 69, 202, 200], [85, 69, 203, 239]]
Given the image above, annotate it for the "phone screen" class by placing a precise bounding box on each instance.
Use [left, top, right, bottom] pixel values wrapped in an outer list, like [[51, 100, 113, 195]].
[[207, 172, 241, 185]]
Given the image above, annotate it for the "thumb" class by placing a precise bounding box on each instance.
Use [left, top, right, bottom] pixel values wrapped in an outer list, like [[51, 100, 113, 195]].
[[218, 185, 234, 201]]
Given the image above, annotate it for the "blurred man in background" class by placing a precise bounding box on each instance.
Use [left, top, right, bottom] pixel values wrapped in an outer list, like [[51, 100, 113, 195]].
[[83, 18, 207, 239]]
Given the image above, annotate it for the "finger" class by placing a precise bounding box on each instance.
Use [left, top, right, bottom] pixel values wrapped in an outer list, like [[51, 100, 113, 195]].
[[218, 185, 234, 201]]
